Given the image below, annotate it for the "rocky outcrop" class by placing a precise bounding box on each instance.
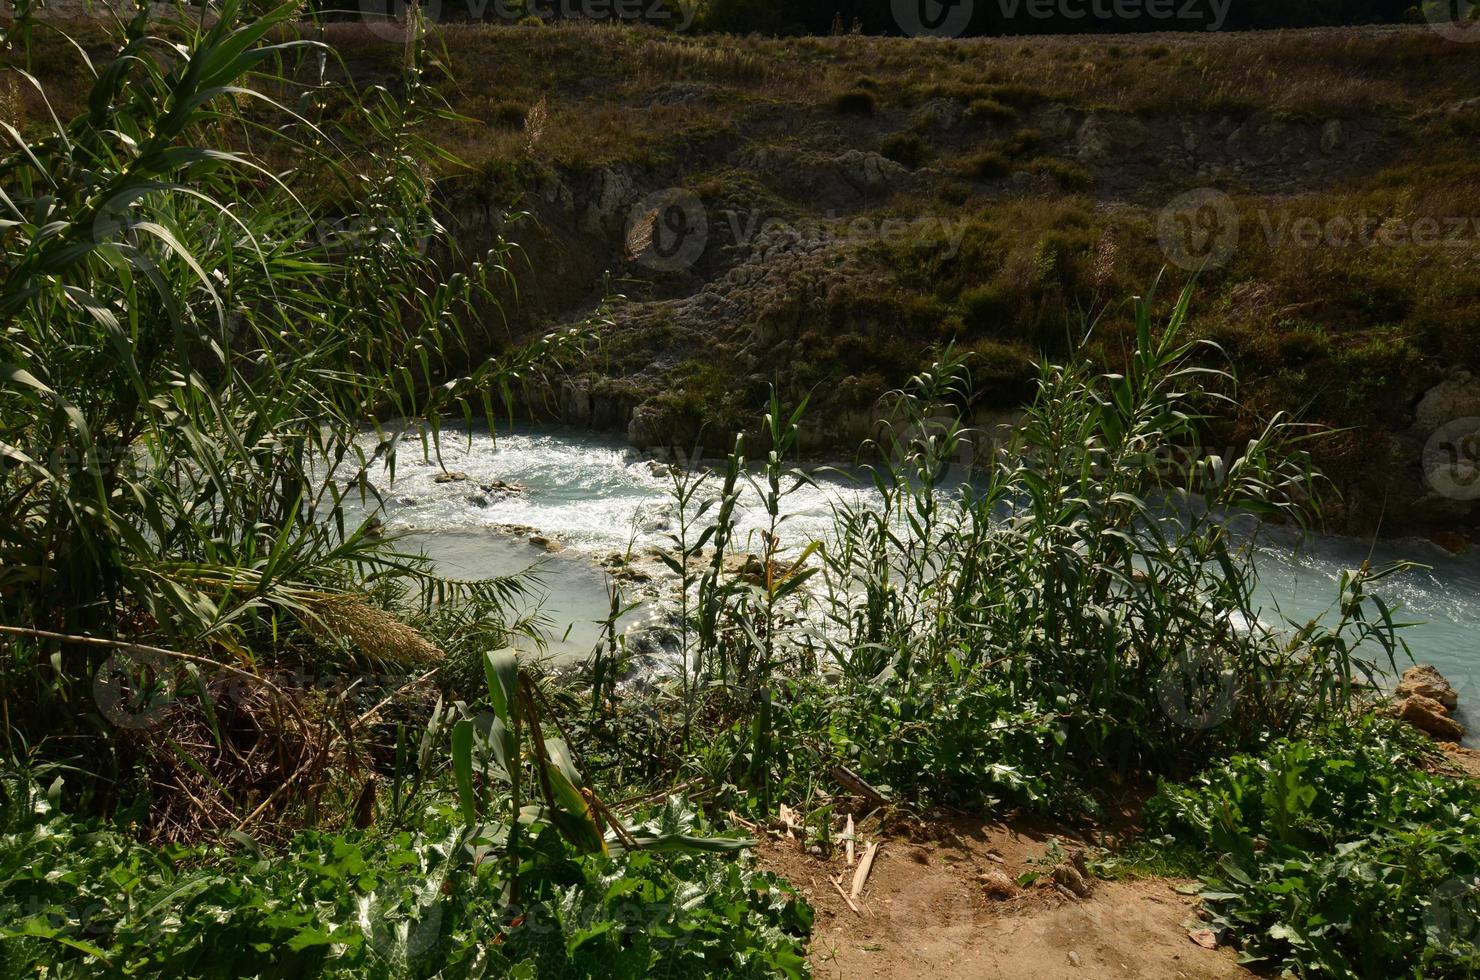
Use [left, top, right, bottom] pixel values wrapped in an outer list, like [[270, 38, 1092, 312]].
[[1415, 372, 1480, 434], [1319, 119, 1344, 154], [1399, 694, 1465, 741], [1394, 665, 1465, 740], [1398, 663, 1459, 711], [1075, 112, 1146, 163]]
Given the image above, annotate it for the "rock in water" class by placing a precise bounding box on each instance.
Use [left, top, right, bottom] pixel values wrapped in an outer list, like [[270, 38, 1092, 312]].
[[1432, 531, 1470, 555], [1399, 693, 1465, 741], [1398, 664, 1459, 712]]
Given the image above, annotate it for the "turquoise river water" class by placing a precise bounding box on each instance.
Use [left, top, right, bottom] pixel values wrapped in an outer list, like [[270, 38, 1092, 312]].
[[359, 426, 1480, 744]]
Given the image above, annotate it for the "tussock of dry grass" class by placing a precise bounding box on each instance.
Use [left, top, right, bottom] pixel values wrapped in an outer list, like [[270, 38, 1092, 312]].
[[304, 595, 443, 666]]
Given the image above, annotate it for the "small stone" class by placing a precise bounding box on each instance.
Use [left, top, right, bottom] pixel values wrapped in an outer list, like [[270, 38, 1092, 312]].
[[1053, 863, 1093, 898], [1398, 693, 1466, 740], [433, 471, 470, 483], [1320, 119, 1344, 154], [1189, 928, 1218, 949], [979, 870, 1017, 900], [1067, 950, 1082, 967]]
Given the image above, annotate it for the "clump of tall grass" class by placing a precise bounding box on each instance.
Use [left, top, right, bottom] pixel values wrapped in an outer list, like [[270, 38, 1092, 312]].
[[814, 284, 1407, 774], [609, 281, 1412, 810], [0, 0, 578, 825]]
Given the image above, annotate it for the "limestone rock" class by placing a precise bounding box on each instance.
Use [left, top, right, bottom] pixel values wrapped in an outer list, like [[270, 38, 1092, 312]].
[[1398, 664, 1459, 711], [1399, 693, 1465, 740], [1076, 112, 1147, 163], [1320, 119, 1344, 154], [979, 870, 1017, 900], [912, 98, 961, 131], [628, 404, 662, 449], [833, 149, 909, 194], [1415, 372, 1480, 433]]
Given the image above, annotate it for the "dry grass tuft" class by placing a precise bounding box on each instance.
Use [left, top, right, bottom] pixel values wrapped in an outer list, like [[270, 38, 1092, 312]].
[[304, 596, 443, 667]]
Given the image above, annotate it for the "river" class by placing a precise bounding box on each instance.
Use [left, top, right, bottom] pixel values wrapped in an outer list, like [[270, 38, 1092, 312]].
[[360, 425, 1480, 743]]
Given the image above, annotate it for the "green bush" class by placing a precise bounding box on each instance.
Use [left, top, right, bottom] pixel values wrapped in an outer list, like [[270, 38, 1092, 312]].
[[964, 98, 1017, 124], [1149, 717, 1480, 978], [0, 791, 811, 978], [957, 149, 1010, 180], [879, 133, 931, 168], [1024, 156, 1093, 190], [961, 280, 1022, 333], [829, 673, 1074, 813], [489, 100, 529, 130], [831, 89, 876, 117]]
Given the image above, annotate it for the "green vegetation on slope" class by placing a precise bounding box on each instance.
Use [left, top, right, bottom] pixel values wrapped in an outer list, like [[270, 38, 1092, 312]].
[[2, 7, 1477, 978], [1149, 717, 1480, 977]]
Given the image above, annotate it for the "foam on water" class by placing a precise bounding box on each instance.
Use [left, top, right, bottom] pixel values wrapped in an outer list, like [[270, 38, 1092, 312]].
[[360, 425, 1480, 742], [363, 425, 872, 554]]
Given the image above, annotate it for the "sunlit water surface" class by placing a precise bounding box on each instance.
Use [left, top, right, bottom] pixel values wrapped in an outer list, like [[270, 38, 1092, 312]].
[[357, 426, 1480, 744]]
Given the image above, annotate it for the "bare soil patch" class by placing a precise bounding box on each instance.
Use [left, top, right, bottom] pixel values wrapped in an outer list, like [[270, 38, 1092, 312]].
[[757, 816, 1253, 980]]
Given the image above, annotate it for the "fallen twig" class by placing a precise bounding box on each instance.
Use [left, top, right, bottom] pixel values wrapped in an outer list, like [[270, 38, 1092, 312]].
[[831, 874, 862, 914], [830, 765, 889, 810], [851, 841, 879, 900]]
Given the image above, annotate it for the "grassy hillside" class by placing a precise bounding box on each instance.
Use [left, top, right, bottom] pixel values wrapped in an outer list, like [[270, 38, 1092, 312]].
[[13, 17, 1479, 533], [406, 22, 1478, 535]]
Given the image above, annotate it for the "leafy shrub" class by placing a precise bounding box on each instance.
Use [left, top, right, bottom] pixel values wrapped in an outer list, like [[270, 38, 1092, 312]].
[[961, 280, 1022, 333], [0, 792, 811, 978], [879, 133, 931, 168], [831, 89, 876, 117], [829, 673, 1074, 813], [1149, 717, 1480, 978], [965, 98, 1017, 124], [489, 100, 529, 130], [1000, 128, 1042, 156], [957, 149, 1010, 180], [1024, 156, 1093, 190]]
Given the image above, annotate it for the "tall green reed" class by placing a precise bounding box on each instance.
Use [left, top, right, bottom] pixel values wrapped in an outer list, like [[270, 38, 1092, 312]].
[[662, 280, 1411, 790], [0, 0, 578, 813]]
